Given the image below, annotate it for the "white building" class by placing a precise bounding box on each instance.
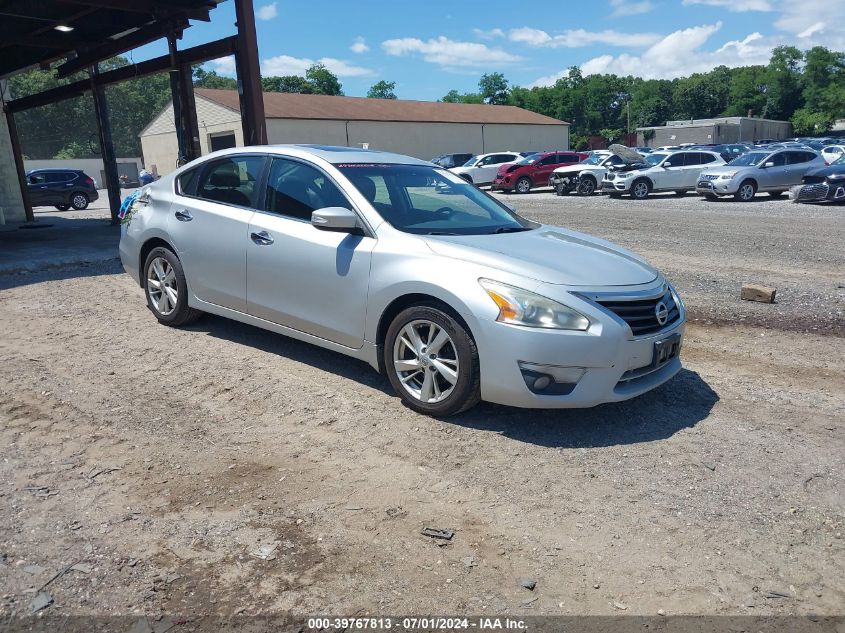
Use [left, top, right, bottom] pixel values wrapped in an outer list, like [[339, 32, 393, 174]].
[[140, 88, 569, 175]]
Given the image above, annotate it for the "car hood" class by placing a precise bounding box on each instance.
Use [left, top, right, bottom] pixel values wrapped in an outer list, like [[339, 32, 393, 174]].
[[699, 164, 752, 176], [805, 164, 845, 178], [552, 163, 592, 174], [423, 227, 658, 287], [609, 144, 646, 164]]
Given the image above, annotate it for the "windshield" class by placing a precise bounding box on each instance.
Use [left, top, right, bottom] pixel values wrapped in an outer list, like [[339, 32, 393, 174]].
[[515, 154, 543, 166], [728, 152, 769, 166], [645, 153, 669, 166], [832, 154, 845, 166], [337, 164, 534, 236], [582, 154, 607, 166], [462, 156, 480, 167]]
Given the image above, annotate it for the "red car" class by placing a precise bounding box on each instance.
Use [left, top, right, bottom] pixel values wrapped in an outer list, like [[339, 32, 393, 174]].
[[492, 151, 588, 193]]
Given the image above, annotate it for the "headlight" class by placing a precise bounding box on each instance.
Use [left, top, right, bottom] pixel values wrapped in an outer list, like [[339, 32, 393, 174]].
[[827, 173, 845, 181], [719, 172, 738, 179], [479, 279, 591, 330]]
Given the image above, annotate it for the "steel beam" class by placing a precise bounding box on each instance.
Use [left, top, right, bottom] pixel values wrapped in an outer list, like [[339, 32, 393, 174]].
[[89, 65, 122, 224], [233, 0, 266, 146], [7, 36, 237, 113]]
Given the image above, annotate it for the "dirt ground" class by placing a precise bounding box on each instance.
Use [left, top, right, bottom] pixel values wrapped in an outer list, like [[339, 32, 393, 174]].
[[0, 191, 843, 622]]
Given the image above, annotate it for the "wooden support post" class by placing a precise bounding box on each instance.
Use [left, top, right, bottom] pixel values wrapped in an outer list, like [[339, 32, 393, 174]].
[[234, 0, 267, 146], [4, 107, 34, 223], [89, 65, 121, 225]]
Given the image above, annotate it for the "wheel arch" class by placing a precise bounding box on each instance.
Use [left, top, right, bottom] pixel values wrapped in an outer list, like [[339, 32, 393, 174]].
[[375, 292, 476, 374], [138, 237, 177, 288]]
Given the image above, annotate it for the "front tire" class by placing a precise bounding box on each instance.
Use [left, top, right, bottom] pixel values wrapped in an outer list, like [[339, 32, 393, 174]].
[[735, 180, 757, 202], [384, 305, 480, 417], [515, 177, 532, 194], [143, 247, 202, 327], [631, 179, 651, 200], [577, 176, 596, 196]]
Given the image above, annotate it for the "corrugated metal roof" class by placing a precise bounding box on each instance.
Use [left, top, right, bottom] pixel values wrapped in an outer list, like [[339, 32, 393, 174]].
[[195, 88, 567, 126]]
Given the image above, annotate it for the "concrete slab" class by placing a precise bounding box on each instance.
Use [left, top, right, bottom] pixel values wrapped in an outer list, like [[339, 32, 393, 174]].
[[0, 189, 129, 274]]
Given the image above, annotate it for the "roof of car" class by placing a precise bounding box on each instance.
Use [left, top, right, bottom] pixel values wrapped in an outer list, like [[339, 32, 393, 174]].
[[27, 168, 83, 172], [270, 144, 433, 166]]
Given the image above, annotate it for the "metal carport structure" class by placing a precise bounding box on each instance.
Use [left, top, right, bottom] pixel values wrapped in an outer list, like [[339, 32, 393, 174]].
[[0, 0, 267, 225]]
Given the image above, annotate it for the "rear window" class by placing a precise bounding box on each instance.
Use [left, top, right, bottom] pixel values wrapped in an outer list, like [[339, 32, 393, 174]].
[[176, 168, 200, 196]]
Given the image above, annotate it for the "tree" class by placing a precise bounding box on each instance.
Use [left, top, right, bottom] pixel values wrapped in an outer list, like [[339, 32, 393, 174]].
[[723, 66, 768, 117], [262, 75, 313, 93], [305, 63, 343, 96], [367, 80, 397, 99], [192, 67, 237, 89], [791, 108, 833, 136], [479, 72, 509, 105], [440, 89, 482, 104], [763, 46, 803, 120]]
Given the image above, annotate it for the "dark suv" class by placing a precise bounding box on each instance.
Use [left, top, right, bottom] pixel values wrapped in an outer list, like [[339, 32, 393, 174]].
[[431, 153, 474, 169], [26, 168, 99, 210], [492, 151, 588, 193]]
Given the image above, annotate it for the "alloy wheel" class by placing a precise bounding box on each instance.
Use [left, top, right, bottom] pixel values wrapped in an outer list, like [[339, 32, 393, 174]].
[[633, 182, 649, 198], [578, 178, 595, 195], [739, 184, 755, 201], [146, 257, 178, 316], [72, 194, 87, 209], [393, 319, 459, 404], [516, 178, 531, 193]]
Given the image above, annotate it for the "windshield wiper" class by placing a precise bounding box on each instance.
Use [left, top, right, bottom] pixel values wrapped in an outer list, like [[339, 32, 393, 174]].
[[426, 231, 460, 235], [492, 226, 530, 234]]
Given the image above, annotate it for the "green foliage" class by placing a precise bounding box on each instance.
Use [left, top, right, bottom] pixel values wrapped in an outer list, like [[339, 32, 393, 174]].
[[305, 63, 343, 96], [192, 67, 237, 89], [479, 72, 509, 105], [262, 75, 313, 93], [367, 80, 397, 99], [441, 46, 844, 141]]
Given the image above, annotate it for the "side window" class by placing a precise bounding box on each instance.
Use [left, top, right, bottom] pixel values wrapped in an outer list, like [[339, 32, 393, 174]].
[[177, 168, 200, 196], [46, 172, 67, 183], [559, 153, 579, 163], [767, 152, 786, 167], [489, 154, 509, 164], [537, 154, 558, 166], [265, 158, 351, 221], [699, 153, 718, 164], [196, 156, 264, 207], [28, 173, 46, 184], [788, 152, 813, 165], [682, 153, 702, 166], [477, 156, 494, 166]]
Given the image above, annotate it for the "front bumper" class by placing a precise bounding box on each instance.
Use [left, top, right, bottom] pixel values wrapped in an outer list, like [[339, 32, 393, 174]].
[[790, 181, 845, 203], [491, 175, 514, 191], [695, 177, 738, 196], [601, 178, 631, 193], [473, 290, 685, 408]]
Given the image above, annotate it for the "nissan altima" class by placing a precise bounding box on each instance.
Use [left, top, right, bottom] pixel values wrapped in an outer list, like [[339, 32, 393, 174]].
[[119, 145, 685, 416]]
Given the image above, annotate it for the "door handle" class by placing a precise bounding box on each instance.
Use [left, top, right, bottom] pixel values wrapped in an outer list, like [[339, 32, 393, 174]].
[[174, 209, 193, 222], [250, 230, 274, 245]]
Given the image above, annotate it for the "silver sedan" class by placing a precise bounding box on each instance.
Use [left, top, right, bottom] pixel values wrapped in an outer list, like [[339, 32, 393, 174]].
[[119, 145, 685, 416]]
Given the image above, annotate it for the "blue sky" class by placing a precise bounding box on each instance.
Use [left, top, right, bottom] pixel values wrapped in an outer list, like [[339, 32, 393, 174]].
[[133, 0, 845, 101]]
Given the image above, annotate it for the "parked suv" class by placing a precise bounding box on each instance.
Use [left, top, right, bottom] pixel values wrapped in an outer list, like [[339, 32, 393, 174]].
[[602, 150, 725, 199], [431, 153, 474, 169], [695, 148, 824, 201], [791, 154, 845, 204], [549, 151, 625, 195], [449, 151, 523, 185], [26, 168, 99, 210], [492, 151, 588, 193]]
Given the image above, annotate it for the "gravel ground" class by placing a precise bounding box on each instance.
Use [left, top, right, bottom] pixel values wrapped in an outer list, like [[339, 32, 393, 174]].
[[0, 190, 842, 623]]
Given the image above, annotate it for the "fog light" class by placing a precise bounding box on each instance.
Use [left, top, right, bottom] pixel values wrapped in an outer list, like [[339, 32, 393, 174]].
[[533, 375, 552, 390]]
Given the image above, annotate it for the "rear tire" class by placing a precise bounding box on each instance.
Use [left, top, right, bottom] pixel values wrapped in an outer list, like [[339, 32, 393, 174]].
[[515, 177, 532, 194], [631, 179, 651, 200], [143, 247, 202, 327], [70, 193, 89, 210], [384, 305, 480, 417], [734, 180, 757, 202], [55, 204, 70, 211]]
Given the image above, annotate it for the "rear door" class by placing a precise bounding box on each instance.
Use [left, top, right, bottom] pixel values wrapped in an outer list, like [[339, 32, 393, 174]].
[[785, 151, 819, 185], [166, 154, 266, 312], [688, 153, 720, 187]]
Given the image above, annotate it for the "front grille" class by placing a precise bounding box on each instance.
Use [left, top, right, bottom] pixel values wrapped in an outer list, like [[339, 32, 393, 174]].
[[595, 289, 680, 337], [701, 174, 719, 181], [797, 183, 829, 201]]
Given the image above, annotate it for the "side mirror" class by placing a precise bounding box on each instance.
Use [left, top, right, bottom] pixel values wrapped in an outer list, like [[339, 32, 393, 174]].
[[663, 162, 672, 168], [763, 161, 774, 168], [311, 207, 360, 233]]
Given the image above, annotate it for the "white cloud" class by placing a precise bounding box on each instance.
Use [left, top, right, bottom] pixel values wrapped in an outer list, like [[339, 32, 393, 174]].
[[261, 55, 374, 77], [609, 0, 655, 17], [212, 56, 237, 75], [350, 36, 369, 54], [508, 27, 661, 48], [682, 0, 772, 11], [473, 28, 506, 40], [256, 2, 278, 20], [381, 36, 523, 67], [774, 0, 845, 49]]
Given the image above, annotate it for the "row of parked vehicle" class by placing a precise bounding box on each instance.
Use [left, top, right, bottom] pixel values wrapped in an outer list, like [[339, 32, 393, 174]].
[[433, 139, 845, 203]]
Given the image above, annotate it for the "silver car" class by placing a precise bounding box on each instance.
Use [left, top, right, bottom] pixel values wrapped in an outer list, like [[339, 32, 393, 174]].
[[696, 148, 825, 201], [119, 145, 685, 416]]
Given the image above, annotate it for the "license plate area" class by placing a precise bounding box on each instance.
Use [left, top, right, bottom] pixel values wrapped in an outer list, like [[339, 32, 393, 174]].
[[652, 333, 682, 368]]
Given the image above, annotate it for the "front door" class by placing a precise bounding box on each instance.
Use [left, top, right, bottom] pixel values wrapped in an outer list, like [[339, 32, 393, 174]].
[[246, 157, 375, 349], [166, 154, 265, 312], [756, 151, 788, 191], [657, 154, 688, 189], [26, 173, 48, 206]]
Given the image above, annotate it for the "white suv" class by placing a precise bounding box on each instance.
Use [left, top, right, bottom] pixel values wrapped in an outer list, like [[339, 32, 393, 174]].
[[450, 151, 523, 186], [601, 150, 725, 199], [550, 151, 625, 195]]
